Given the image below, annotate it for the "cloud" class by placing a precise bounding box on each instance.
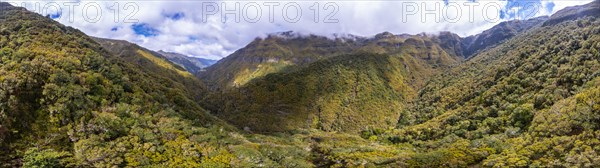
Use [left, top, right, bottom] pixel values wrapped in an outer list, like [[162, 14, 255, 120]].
[[5, 0, 594, 60]]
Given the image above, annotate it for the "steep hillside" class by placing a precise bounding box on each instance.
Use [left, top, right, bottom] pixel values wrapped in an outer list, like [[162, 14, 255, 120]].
[[210, 33, 465, 133], [461, 16, 549, 57], [200, 16, 550, 91], [0, 4, 294, 167], [377, 8, 600, 167], [542, 0, 600, 26], [157, 50, 217, 74], [93, 38, 192, 77], [198, 32, 364, 89], [199, 31, 468, 90], [215, 53, 407, 133], [92, 37, 210, 104]]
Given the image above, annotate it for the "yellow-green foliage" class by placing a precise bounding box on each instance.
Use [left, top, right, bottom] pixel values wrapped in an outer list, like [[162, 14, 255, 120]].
[[204, 31, 463, 134], [201, 32, 462, 91], [22, 148, 72, 168], [199, 34, 361, 89], [232, 61, 292, 87], [308, 131, 412, 167], [0, 6, 351, 166], [215, 53, 416, 133], [379, 16, 600, 167], [0, 5, 323, 167], [136, 50, 193, 78]]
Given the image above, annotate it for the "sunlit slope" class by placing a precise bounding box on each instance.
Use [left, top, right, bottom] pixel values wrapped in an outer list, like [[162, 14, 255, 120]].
[[376, 4, 600, 166], [0, 3, 230, 166], [92, 37, 212, 105], [198, 33, 362, 89], [211, 33, 467, 133]]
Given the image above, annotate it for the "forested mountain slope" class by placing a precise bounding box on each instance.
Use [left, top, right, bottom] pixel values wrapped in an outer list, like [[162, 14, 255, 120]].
[[200, 31, 470, 90], [203, 15, 555, 134], [210, 33, 466, 133], [461, 16, 549, 57], [375, 2, 600, 166], [198, 32, 364, 89], [199, 15, 549, 91], [0, 3, 310, 167], [0, 2, 229, 165], [92, 37, 211, 106]]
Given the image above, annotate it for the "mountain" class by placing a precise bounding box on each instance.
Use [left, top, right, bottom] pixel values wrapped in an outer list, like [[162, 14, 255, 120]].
[[199, 31, 468, 90], [207, 32, 467, 133], [198, 32, 364, 89], [461, 16, 549, 57], [157, 50, 217, 74], [214, 53, 408, 133], [200, 15, 551, 91], [0, 3, 307, 167], [377, 3, 600, 166], [91, 37, 215, 110], [200, 1, 600, 166], [542, 0, 600, 26], [202, 16, 552, 133]]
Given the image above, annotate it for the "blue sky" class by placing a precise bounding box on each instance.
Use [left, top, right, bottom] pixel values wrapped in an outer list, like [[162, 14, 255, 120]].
[[500, 0, 553, 20], [131, 23, 160, 37], [7, 0, 593, 60]]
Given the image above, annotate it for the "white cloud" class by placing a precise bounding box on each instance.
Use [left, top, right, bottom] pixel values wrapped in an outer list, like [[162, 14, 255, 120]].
[[5, 0, 593, 60]]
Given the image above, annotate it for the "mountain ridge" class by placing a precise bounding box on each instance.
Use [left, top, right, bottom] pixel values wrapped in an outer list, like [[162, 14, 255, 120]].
[[157, 50, 217, 74], [542, 0, 600, 26], [461, 16, 549, 57], [198, 30, 470, 90]]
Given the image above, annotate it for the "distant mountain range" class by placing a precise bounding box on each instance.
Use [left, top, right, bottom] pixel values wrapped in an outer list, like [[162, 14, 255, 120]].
[[93, 37, 217, 75], [157, 50, 217, 74]]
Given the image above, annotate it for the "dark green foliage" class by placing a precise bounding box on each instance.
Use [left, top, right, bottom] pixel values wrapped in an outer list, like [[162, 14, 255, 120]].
[[199, 31, 464, 91], [461, 16, 549, 57], [378, 15, 600, 167], [206, 32, 466, 133], [0, 4, 262, 167], [213, 53, 410, 133]]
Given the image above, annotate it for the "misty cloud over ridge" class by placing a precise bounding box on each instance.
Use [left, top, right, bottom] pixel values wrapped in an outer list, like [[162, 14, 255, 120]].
[[6, 0, 592, 60]]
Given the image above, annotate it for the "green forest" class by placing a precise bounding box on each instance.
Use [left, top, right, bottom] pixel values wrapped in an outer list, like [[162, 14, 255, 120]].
[[1, 1, 600, 167]]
